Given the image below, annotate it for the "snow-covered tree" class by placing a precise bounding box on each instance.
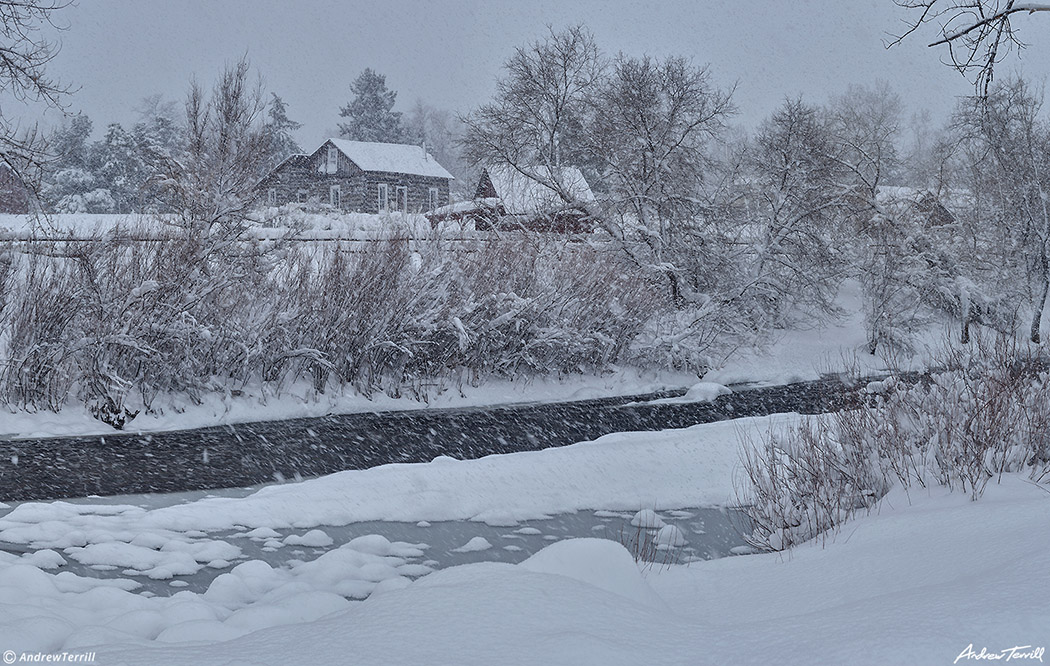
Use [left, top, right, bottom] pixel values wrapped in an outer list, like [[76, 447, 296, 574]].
[[588, 53, 734, 306], [739, 98, 849, 326], [953, 77, 1050, 342], [168, 57, 269, 233], [89, 123, 148, 213], [828, 82, 904, 206], [463, 26, 601, 178], [41, 113, 97, 210], [403, 100, 469, 191], [132, 95, 182, 155], [49, 113, 93, 170], [338, 69, 404, 143], [824, 82, 931, 352], [263, 93, 303, 171], [129, 96, 183, 212], [463, 26, 758, 369]]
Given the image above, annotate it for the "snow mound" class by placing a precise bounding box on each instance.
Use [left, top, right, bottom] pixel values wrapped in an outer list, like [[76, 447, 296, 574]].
[[451, 537, 493, 553], [519, 538, 667, 609], [642, 381, 731, 405], [283, 530, 333, 548], [683, 382, 732, 401], [654, 525, 686, 548], [630, 509, 666, 529]]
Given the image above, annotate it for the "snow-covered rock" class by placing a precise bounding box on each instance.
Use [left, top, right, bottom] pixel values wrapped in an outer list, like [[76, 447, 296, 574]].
[[451, 537, 493, 553], [629, 509, 666, 529]]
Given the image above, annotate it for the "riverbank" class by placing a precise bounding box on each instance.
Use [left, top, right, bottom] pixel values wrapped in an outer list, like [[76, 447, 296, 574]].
[[0, 411, 1044, 664]]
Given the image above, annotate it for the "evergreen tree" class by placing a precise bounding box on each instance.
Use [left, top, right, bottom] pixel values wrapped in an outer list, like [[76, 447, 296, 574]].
[[132, 95, 182, 154], [89, 123, 148, 213], [50, 113, 94, 170], [263, 93, 303, 170], [338, 68, 404, 143], [403, 100, 468, 186], [130, 95, 183, 212], [41, 113, 97, 211]]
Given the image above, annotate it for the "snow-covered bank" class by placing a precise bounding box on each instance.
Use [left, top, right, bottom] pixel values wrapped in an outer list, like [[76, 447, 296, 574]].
[[0, 368, 702, 440], [77, 478, 1050, 665], [0, 414, 778, 656], [0, 411, 1045, 664]]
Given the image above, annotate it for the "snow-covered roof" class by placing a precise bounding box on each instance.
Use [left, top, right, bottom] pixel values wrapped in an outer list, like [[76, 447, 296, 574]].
[[325, 139, 454, 180], [277, 153, 309, 165], [428, 198, 502, 218], [483, 166, 594, 215]]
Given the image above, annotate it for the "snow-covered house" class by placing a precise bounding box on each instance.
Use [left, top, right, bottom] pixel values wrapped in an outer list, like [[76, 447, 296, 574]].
[[429, 165, 595, 232], [258, 139, 454, 214], [875, 185, 957, 227]]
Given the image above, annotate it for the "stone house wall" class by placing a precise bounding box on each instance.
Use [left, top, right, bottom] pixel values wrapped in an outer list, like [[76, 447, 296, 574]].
[[258, 141, 451, 213]]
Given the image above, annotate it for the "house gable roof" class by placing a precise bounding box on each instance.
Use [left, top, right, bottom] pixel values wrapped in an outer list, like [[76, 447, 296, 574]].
[[321, 138, 454, 180], [481, 166, 595, 215]]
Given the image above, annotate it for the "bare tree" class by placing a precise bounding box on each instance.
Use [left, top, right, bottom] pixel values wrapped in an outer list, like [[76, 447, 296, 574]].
[[464, 28, 737, 309], [164, 57, 269, 236], [828, 82, 904, 206], [462, 25, 602, 200], [589, 54, 735, 306], [892, 1, 1050, 96], [0, 0, 73, 195], [825, 82, 927, 352]]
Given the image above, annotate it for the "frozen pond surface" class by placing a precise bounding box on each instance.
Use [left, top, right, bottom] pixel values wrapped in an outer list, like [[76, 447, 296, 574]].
[[0, 483, 750, 596]]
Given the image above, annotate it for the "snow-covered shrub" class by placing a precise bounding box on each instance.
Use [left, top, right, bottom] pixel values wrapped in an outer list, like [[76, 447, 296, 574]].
[[288, 232, 659, 397], [741, 333, 1050, 551], [54, 188, 118, 214], [0, 222, 692, 421], [876, 334, 1050, 497], [739, 418, 887, 552], [0, 250, 85, 412]]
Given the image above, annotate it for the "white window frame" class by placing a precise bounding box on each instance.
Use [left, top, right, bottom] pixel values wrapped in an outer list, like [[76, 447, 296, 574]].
[[330, 185, 340, 209], [377, 183, 389, 212], [267, 188, 277, 206], [428, 187, 439, 211], [326, 146, 338, 174], [396, 186, 408, 213]]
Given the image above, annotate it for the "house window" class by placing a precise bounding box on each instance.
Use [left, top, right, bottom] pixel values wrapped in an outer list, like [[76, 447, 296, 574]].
[[330, 185, 340, 209], [296, 189, 306, 203], [326, 146, 338, 174], [267, 188, 277, 206], [377, 183, 389, 212], [396, 186, 408, 213], [428, 187, 439, 211]]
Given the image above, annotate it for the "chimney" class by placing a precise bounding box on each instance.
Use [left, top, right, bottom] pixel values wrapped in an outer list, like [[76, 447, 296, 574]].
[[422, 141, 428, 161]]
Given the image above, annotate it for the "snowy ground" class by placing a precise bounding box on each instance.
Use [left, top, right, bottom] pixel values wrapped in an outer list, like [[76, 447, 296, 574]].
[[0, 412, 1045, 664]]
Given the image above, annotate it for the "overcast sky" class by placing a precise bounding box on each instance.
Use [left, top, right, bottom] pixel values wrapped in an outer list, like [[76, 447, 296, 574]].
[[33, 0, 1050, 150]]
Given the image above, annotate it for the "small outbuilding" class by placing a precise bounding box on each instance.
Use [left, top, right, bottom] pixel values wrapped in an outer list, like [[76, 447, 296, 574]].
[[429, 165, 595, 232]]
